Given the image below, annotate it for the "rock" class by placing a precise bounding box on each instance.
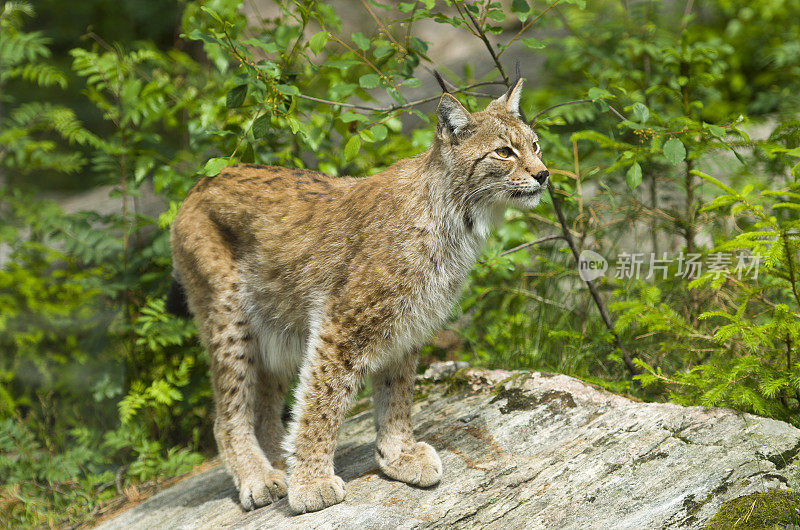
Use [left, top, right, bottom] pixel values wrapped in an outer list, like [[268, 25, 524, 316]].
[[97, 363, 800, 529], [422, 360, 470, 382]]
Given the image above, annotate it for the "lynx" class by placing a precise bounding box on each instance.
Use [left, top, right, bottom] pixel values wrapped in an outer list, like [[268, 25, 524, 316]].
[[167, 79, 548, 514]]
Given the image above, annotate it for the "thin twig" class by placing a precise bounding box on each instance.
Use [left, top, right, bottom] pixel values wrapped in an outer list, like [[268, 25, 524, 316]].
[[360, 0, 407, 55], [681, 0, 695, 31], [327, 33, 404, 99], [480, 234, 565, 264], [782, 230, 800, 309], [497, 234, 565, 258], [548, 183, 641, 376], [463, 7, 509, 85], [531, 99, 592, 122], [725, 274, 800, 318], [501, 0, 563, 56], [498, 57, 635, 376], [607, 105, 626, 121], [452, 1, 480, 38], [530, 98, 627, 125]]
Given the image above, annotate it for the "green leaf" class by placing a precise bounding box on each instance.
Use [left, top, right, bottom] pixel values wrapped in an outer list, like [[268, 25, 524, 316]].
[[632, 103, 649, 124], [371, 124, 388, 141], [359, 129, 375, 143], [203, 157, 236, 176], [663, 138, 686, 165], [252, 114, 270, 138], [351, 32, 371, 51], [486, 9, 505, 21], [511, 0, 531, 22], [340, 111, 368, 123], [244, 38, 279, 54], [200, 6, 225, 25], [344, 135, 361, 161], [785, 147, 800, 157], [626, 162, 642, 191], [398, 2, 416, 13], [520, 37, 546, 49], [387, 87, 403, 104], [706, 123, 726, 138], [359, 73, 381, 89], [402, 77, 421, 87], [309, 31, 328, 54], [374, 45, 394, 59], [183, 29, 220, 45], [588, 87, 612, 100], [327, 58, 361, 70], [276, 84, 300, 96], [226, 84, 247, 108]]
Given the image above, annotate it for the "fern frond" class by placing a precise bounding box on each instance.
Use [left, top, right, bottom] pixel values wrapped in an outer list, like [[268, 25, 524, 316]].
[[6, 62, 66, 88]]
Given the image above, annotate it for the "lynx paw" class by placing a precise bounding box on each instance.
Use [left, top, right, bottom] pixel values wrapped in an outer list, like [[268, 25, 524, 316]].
[[376, 441, 442, 487], [288, 475, 346, 514], [238, 468, 288, 511]]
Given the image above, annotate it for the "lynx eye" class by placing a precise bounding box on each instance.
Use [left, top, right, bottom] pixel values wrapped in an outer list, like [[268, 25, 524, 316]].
[[533, 141, 541, 156], [495, 146, 514, 158]]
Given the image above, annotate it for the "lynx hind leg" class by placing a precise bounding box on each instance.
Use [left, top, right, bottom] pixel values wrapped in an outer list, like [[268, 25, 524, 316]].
[[173, 212, 288, 511], [255, 364, 290, 471], [373, 352, 442, 487], [204, 298, 287, 510]]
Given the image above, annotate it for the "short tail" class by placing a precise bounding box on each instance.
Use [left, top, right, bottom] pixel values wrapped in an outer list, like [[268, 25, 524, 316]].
[[165, 274, 191, 318]]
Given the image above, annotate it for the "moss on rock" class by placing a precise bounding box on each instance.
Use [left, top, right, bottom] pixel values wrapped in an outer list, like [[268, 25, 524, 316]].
[[705, 490, 800, 529], [443, 366, 474, 396]]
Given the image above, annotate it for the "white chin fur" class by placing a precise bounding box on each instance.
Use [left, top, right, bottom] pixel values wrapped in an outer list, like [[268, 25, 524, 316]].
[[508, 190, 543, 209]]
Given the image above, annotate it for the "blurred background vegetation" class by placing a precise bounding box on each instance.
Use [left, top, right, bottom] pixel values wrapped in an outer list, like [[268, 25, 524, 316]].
[[1, 0, 799, 526]]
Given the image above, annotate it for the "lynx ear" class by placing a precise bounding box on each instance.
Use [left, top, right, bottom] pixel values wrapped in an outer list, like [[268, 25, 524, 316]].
[[436, 93, 474, 139], [488, 78, 524, 116]]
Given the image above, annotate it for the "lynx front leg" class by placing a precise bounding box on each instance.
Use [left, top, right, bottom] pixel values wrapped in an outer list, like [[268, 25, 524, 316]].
[[285, 325, 365, 514], [372, 351, 442, 487]]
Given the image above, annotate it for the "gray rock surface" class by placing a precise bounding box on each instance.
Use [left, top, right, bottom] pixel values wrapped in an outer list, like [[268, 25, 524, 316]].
[[97, 364, 800, 529]]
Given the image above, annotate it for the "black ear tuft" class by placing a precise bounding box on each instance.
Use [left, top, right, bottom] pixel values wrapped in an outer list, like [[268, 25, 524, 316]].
[[431, 69, 449, 93]]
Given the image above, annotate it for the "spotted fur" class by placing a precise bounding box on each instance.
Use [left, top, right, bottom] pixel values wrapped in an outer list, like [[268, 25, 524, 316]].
[[169, 81, 548, 514]]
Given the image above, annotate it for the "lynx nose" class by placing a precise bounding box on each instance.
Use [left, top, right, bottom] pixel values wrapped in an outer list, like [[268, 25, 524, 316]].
[[534, 169, 549, 185]]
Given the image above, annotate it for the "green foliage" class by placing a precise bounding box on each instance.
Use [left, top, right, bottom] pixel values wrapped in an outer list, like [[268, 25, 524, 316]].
[[2, 0, 800, 526], [458, 0, 800, 412], [622, 164, 800, 425]]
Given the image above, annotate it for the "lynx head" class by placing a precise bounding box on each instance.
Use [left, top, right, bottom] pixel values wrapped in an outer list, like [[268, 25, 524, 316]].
[[434, 79, 548, 210]]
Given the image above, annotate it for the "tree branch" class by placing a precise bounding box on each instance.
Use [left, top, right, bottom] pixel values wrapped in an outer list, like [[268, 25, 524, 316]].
[[293, 81, 503, 113], [548, 184, 641, 376]]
